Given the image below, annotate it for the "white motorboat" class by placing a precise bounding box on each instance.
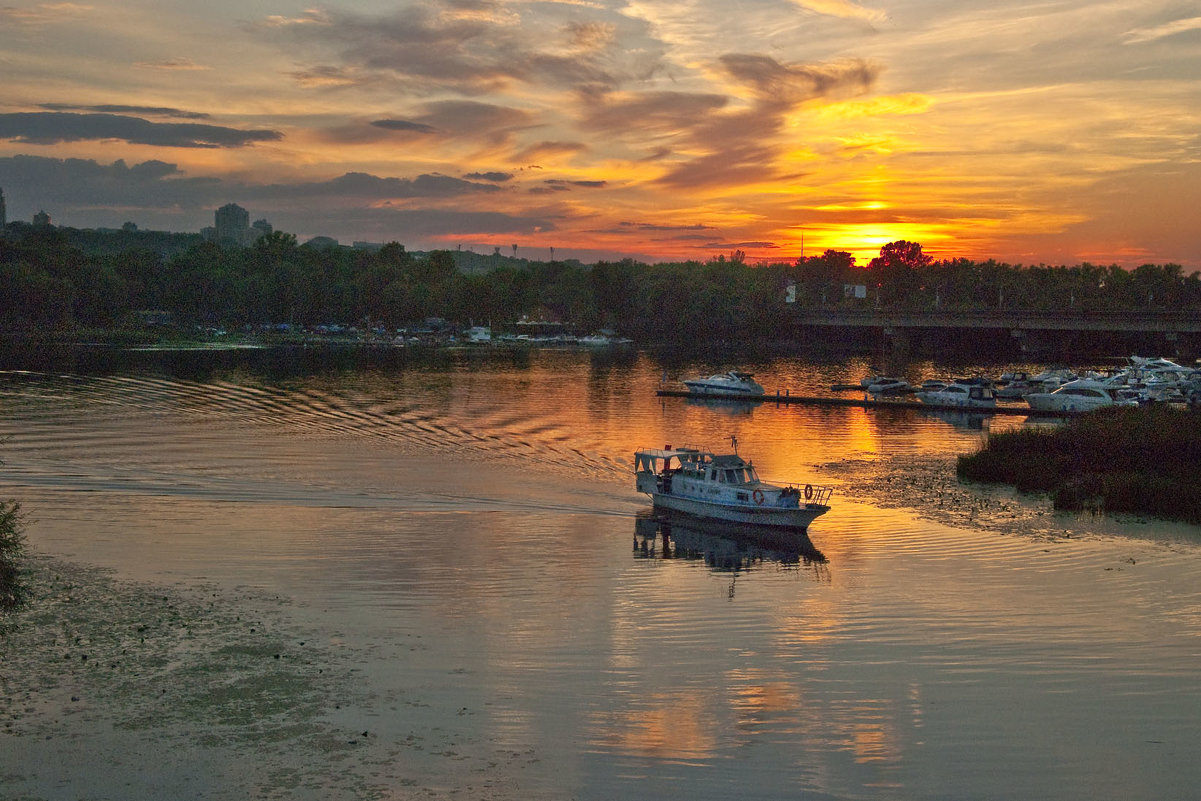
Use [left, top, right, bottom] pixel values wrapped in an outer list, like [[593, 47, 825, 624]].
[[916, 379, 997, 408], [634, 446, 832, 531], [864, 377, 911, 396], [683, 370, 766, 397], [996, 371, 1037, 399], [1024, 379, 1135, 412], [1028, 367, 1078, 391], [577, 333, 631, 347], [464, 325, 492, 343]]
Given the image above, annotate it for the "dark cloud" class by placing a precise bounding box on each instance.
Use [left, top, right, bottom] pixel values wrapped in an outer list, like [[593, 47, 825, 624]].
[[249, 171, 503, 201], [403, 101, 537, 149], [579, 91, 729, 136], [0, 113, 281, 149], [545, 179, 607, 189], [261, 2, 665, 95], [513, 141, 587, 162], [385, 207, 557, 237], [654, 143, 785, 190], [618, 222, 714, 232], [0, 155, 218, 210], [701, 240, 778, 249], [464, 171, 513, 182], [370, 119, 438, 134], [267, 207, 559, 241], [335, 102, 534, 148], [719, 54, 879, 108], [40, 104, 211, 120]]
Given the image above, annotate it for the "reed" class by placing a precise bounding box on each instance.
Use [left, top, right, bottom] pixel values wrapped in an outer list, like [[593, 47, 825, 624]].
[[957, 406, 1201, 523]]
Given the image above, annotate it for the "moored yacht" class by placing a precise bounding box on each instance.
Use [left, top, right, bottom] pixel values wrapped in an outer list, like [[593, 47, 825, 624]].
[[916, 379, 997, 408], [1024, 379, 1135, 412], [683, 370, 766, 397], [863, 376, 912, 396]]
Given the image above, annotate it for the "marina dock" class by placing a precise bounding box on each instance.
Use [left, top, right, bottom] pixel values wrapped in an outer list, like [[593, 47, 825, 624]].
[[656, 388, 1081, 416]]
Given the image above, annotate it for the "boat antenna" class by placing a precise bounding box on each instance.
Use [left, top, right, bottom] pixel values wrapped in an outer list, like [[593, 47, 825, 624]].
[[730, 434, 738, 454]]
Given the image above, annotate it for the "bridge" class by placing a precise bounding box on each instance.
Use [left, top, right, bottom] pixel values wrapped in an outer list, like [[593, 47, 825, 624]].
[[789, 309, 1201, 360]]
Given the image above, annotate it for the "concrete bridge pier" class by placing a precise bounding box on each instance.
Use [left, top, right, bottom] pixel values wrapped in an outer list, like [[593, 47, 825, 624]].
[[1011, 328, 1046, 359], [1166, 332, 1200, 364], [882, 326, 911, 360]]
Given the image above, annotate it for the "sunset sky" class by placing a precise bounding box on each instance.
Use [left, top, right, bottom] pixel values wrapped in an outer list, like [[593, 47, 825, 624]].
[[1, 0, 1198, 266]]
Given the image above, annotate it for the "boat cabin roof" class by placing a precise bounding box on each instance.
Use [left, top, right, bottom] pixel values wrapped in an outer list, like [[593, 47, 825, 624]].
[[634, 447, 751, 473]]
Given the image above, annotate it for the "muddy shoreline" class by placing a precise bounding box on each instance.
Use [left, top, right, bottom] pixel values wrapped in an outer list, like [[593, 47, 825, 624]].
[[0, 554, 537, 800]]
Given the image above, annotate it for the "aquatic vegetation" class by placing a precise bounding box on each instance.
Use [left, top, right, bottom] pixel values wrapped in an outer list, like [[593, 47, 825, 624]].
[[957, 406, 1201, 523]]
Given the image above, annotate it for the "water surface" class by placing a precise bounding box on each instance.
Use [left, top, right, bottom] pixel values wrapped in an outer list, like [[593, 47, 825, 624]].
[[2, 348, 1199, 800]]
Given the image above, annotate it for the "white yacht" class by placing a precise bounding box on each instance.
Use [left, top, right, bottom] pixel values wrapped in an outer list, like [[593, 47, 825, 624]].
[[683, 370, 766, 398], [634, 446, 832, 531], [863, 377, 912, 396], [1028, 367, 1078, 391], [1024, 379, 1135, 412], [996, 371, 1038, 399], [916, 379, 997, 408]]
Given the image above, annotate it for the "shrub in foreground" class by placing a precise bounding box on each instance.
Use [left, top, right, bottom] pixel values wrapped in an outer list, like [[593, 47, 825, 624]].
[[0, 500, 26, 610]]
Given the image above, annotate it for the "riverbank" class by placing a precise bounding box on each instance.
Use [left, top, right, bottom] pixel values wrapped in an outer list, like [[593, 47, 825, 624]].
[[0, 553, 536, 801]]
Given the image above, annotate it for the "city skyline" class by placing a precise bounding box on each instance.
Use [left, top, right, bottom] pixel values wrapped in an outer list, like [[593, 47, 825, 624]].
[[0, 0, 1198, 267]]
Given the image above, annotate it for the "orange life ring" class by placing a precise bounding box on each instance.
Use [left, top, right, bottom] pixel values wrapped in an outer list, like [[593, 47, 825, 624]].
[[804, 484, 813, 500], [753, 489, 765, 505]]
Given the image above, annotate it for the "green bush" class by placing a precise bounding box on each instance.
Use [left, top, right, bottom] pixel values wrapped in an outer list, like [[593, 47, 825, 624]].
[[0, 500, 26, 610], [959, 406, 1201, 524]]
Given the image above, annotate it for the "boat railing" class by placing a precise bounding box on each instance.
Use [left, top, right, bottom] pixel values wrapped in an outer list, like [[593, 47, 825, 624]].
[[780, 483, 834, 506]]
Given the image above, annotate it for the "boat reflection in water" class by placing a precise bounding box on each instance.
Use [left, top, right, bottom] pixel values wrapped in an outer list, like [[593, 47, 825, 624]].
[[919, 408, 991, 431], [683, 396, 757, 415], [633, 511, 828, 575]]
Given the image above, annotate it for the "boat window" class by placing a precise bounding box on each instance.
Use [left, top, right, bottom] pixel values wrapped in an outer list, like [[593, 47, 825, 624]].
[[724, 469, 736, 483]]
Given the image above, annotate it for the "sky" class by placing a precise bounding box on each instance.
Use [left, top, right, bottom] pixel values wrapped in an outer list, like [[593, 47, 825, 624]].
[[0, 0, 1199, 267]]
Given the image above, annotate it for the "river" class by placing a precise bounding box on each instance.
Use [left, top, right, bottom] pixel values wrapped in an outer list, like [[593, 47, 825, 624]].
[[2, 345, 1199, 800]]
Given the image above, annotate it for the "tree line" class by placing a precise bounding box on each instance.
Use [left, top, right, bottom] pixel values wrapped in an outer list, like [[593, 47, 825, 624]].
[[1, 226, 1198, 344]]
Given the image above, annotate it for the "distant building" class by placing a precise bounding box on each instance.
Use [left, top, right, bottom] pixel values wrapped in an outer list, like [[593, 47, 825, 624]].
[[214, 203, 250, 245], [33, 209, 51, 227], [0, 187, 6, 232], [252, 218, 273, 240]]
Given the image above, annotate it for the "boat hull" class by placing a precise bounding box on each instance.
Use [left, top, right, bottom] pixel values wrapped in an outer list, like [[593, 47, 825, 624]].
[[682, 382, 764, 398], [649, 491, 828, 531], [1024, 395, 1112, 412]]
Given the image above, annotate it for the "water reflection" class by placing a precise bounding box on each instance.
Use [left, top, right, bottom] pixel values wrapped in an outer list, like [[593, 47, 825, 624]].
[[632, 511, 828, 576], [918, 409, 991, 430], [683, 396, 757, 416]]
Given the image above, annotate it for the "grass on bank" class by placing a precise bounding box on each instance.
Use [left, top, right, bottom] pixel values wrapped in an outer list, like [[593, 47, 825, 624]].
[[957, 405, 1201, 524], [0, 500, 26, 610]]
